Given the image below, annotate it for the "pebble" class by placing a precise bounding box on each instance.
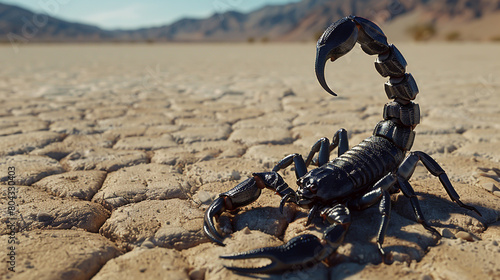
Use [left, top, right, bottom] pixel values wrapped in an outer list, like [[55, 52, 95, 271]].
[[189, 268, 206, 280], [36, 211, 53, 222], [421, 274, 433, 280], [482, 182, 499, 193], [456, 231, 475, 241], [141, 240, 155, 248], [196, 190, 213, 204], [441, 228, 456, 239]]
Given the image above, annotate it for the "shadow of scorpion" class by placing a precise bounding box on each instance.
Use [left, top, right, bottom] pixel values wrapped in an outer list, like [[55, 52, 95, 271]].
[[203, 15, 482, 274]]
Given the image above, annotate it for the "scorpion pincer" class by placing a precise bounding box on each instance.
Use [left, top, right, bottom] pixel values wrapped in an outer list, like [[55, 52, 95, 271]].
[[203, 15, 482, 274]]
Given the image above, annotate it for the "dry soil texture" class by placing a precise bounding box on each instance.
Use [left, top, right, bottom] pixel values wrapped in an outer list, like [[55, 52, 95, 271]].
[[1, 42, 499, 280]]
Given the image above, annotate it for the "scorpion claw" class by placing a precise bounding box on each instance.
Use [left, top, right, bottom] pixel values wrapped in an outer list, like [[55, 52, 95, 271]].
[[221, 234, 328, 274], [204, 176, 265, 245], [203, 197, 227, 245], [279, 192, 295, 214], [203, 221, 225, 246], [315, 16, 358, 96], [306, 204, 321, 226]]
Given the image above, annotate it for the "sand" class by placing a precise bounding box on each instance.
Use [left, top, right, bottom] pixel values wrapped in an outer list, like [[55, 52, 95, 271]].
[[0, 42, 499, 280]]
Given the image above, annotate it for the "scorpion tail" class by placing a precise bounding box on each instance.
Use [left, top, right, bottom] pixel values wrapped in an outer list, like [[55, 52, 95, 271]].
[[315, 16, 358, 96], [221, 234, 330, 274], [315, 16, 392, 96]]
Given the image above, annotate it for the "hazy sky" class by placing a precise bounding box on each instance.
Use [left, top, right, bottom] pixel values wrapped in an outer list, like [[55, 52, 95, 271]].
[[4, 0, 300, 29]]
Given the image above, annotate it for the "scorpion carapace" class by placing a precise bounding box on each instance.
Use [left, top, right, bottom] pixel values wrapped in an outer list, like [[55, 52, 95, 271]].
[[203, 15, 481, 274]]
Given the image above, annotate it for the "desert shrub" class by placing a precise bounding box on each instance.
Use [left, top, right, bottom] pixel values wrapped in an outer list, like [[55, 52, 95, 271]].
[[247, 37, 255, 43], [490, 35, 500, 42], [445, 31, 461, 41], [407, 23, 436, 41]]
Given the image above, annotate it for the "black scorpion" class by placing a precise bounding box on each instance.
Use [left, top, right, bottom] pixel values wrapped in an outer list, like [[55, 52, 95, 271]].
[[203, 16, 482, 274]]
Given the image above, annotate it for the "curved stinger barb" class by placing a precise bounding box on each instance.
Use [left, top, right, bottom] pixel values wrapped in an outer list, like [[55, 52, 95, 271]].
[[315, 16, 358, 96], [315, 16, 390, 96]]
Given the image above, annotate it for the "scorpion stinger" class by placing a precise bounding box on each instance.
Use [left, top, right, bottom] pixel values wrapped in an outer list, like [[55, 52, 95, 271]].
[[315, 15, 391, 96], [204, 15, 482, 274], [315, 16, 358, 96]]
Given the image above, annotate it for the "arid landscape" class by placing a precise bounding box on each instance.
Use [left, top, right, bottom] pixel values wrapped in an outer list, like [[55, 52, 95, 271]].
[[1, 41, 499, 280], [2, 0, 500, 43]]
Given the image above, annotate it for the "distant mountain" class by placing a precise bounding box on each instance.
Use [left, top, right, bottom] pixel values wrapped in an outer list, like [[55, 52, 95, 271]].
[[1, 0, 500, 43], [0, 3, 115, 42]]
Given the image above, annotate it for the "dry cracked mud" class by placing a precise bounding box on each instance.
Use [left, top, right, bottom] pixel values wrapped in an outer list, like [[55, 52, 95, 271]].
[[1, 43, 499, 280]]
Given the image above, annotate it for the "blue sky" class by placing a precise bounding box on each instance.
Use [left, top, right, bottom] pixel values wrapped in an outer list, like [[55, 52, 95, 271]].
[[3, 0, 299, 29]]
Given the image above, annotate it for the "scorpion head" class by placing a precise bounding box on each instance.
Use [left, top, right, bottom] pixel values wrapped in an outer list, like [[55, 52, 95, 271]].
[[295, 177, 322, 209], [296, 172, 350, 208]]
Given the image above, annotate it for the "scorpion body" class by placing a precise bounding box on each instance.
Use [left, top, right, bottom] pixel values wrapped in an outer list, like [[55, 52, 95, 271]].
[[299, 135, 405, 205], [203, 16, 481, 274]]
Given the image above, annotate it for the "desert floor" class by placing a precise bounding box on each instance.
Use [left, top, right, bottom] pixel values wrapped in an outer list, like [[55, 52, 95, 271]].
[[1, 42, 499, 280]]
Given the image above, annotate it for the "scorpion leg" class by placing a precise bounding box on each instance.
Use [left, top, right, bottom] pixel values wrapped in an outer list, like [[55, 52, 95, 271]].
[[349, 174, 397, 256], [272, 153, 307, 179], [222, 205, 351, 274], [331, 128, 349, 156], [321, 204, 352, 253], [304, 137, 330, 167], [305, 128, 349, 167], [398, 151, 481, 216], [204, 172, 295, 245], [271, 154, 307, 212], [397, 177, 441, 236]]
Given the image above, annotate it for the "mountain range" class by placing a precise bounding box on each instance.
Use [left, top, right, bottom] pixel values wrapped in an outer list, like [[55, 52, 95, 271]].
[[1, 0, 500, 43]]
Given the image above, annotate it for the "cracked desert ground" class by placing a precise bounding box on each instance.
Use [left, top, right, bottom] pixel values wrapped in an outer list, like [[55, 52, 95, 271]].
[[1, 42, 499, 280]]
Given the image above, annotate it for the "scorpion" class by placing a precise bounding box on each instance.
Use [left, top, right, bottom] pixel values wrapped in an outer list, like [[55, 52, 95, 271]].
[[203, 15, 482, 274]]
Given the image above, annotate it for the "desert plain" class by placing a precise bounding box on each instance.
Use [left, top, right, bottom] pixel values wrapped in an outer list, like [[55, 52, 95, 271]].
[[0, 41, 499, 280]]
